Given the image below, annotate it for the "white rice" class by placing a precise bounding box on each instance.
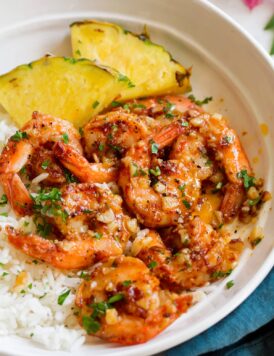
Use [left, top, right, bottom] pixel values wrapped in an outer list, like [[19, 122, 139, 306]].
[[0, 115, 86, 351]]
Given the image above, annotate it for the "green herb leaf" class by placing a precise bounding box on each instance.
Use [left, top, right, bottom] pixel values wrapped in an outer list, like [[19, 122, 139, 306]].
[[64, 169, 78, 183], [28, 283, 33, 289], [132, 103, 146, 109], [75, 49, 81, 56], [182, 200, 191, 209], [111, 101, 122, 107], [41, 160, 50, 170], [118, 74, 135, 88], [223, 136, 233, 144], [181, 121, 189, 127], [122, 280, 132, 287], [264, 15, 274, 31], [79, 271, 90, 280], [0, 212, 8, 217], [150, 140, 159, 154], [2, 272, 8, 277], [237, 170, 255, 189], [98, 142, 105, 152], [226, 280, 234, 289], [82, 315, 100, 333], [148, 261, 157, 269], [10, 131, 28, 141], [211, 269, 232, 279], [248, 197, 261, 206], [251, 238, 262, 247], [92, 100, 100, 109], [108, 293, 124, 304], [94, 232, 103, 239], [149, 166, 161, 177], [79, 127, 84, 137], [188, 95, 213, 106], [0, 194, 8, 206], [58, 289, 70, 305], [62, 133, 69, 144], [270, 39, 274, 56]]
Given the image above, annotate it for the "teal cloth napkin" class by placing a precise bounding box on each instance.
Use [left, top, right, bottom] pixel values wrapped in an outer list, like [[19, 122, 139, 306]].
[[167, 268, 274, 356]]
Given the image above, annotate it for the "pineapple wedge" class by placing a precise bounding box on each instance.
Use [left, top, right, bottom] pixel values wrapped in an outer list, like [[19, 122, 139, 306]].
[[0, 56, 127, 128], [71, 21, 191, 100]]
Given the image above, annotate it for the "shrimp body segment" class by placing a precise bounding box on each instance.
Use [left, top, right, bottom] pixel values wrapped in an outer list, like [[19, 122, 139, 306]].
[[132, 222, 243, 291], [76, 255, 192, 345], [7, 183, 133, 269]]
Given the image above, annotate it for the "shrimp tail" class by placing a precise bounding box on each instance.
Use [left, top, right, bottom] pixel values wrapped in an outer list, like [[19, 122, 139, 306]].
[[0, 173, 33, 215], [53, 142, 117, 183], [220, 183, 245, 222], [153, 120, 187, 149]]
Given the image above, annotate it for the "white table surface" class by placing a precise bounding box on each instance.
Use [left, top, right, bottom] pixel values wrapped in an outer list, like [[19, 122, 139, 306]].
[[209, 0, 274, 55]]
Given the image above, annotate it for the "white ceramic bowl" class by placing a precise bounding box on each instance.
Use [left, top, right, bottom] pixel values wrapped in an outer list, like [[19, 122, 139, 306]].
[[0, 0, 273, 355]]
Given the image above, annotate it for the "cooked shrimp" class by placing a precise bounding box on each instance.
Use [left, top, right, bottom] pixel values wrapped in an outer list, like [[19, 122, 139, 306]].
[[122, 95, 253, 221], [118, 119, 209, 227], [7, 183, 133, 269], [0, 111, 82, 214], [75, 255, 192, 345], [54, 142, 117, 183], [82, 109, 151, 161], [132, 221, 243, 291]]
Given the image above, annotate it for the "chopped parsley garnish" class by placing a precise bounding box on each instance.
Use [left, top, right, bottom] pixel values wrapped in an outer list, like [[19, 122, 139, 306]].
[[181, 121, 189, 127], [251, 238, 262, 247], [62, 133, 69, 144], [211, 269, 232, 279], [237, 170, 255, 189], [117, 74, 135, 88], [41, 160, 50, 170], [226, 280, 234, 289], [92, 100, 100, 109], [108, 143, 122, 152], [10, 131, 28, 141], [31, 188, 68, 223], [36, 218, 52, 238], [178, 184, 186, 192], [111, 101, 122, 107], [64, 169, 78, 183], [82, 293, 125, 334], [1, 272, 8, 277], [75, 49, 81, 56], [83, 209, 92, 214], [28, 283, 33, 289], [98, 142, 105, 152], [132, 163, 147, 177], [82, 315, 101, 333], [148, 261, 157, 269], [149, 166, 161, 177], [19, 166, 27, 175], [123, 103, 130, 110], [0, 194, 8, 206], [79, 271, 90, 280], [182, 200, 191, 209], [58, 289, 71, 305], [0, 212, 8, 217], [79, 127, 84, 137], [132, 103, 146, 109], [223, 136, 233, 144], [188, 95, 213, 106], [122, 280, 132, 287], [150, 140, 159, 154], [63, 57, 78, 64], [248, 197, 260, 206], [108, 293, 124, 304], [94, 232, 103, 239]]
